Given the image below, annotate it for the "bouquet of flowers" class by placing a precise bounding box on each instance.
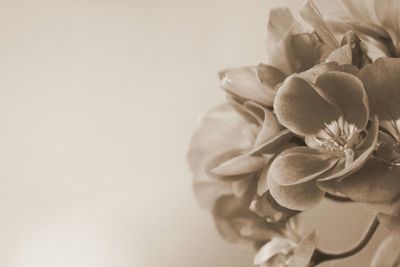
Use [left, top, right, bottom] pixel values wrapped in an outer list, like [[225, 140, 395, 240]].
[[188, 0, 400, 266]]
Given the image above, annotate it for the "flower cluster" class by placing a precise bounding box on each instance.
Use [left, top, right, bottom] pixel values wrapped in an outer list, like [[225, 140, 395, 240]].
[[188, 0, 400, 266]]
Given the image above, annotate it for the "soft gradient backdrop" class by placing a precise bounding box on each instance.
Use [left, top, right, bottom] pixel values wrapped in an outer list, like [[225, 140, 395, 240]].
[[0, 0, 387, 266]]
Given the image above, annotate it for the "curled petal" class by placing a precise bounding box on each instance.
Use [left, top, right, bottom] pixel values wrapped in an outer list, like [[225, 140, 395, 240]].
[[266, 7, 297, 50], [268, 146, 339, 186], [268, 176, 325, 211], [219, 67, 276, 106]]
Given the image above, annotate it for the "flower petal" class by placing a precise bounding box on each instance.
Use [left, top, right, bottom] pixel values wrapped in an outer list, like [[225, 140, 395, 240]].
[[268, 146, 339, 186], [315, 71, 369, 130], [219, 67, 276, 106], [289, 231, 317, 267], [340, 0, 378, 22], [358, 57, 400, 140], [291, 33, 332, 71], [266, 7, 297, 50], [265, 22, 303, 75], [188, 104, 251, 179], [300, 0, 338, 49], [211, 154, 269, 176], [268, 176, 325, 211], [254, 238, 296, 265], [335, 158, 400, 203], [274, 76, 341, 136], [374, 0, 400, 55], [371, 236, 400, 267], [250, 192, 299, 223], [326, 44, 353, 65], [257, 64, 286, 89]]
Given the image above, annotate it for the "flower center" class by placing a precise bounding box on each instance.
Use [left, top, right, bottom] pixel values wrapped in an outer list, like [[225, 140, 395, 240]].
[[314, 117, 359, 153]]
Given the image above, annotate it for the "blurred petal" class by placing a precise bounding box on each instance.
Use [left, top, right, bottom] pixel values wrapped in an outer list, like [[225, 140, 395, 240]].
[[257, 64, 286, 89], [188, 104, 250, 178], [268, 175, 325, 211], [266, 7, 296, 49], [268, 146, 339, 186], [371, 236, 400, 267], [193, 180, 233, 208], [374, 0, 400, 55], [358, 57, 400, 141], [289, 231, 317, 267], [250, 192, 299, 223], [274, 76, 341, 136], [220, 67, 276, 106], [266, 23, 303, 75], [336, 158, 400, 203], [254, 238, 296, 265], [300, 0, 338, 49], [340, 0, 378, 22], [315, 71, 369, 130], [211, 154, 269, 176]]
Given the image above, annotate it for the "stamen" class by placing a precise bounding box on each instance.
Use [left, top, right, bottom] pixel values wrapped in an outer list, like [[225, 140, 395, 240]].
[[314, 117, 359, 152]]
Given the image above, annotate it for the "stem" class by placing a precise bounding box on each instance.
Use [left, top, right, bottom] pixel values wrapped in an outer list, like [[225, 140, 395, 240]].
[[311, 217, 380, 266], [325, 193, 353, 203]]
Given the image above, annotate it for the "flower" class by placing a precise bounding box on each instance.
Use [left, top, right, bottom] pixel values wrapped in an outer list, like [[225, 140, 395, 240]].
[[265, 68, 378, 210], [330, 57, 400, 230]]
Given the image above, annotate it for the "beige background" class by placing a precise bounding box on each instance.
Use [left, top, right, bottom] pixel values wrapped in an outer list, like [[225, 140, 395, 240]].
[[0, 0, 387, 266]]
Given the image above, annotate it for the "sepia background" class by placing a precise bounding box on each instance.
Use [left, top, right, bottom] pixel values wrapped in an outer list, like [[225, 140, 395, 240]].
[[0, 0, 388, 266]]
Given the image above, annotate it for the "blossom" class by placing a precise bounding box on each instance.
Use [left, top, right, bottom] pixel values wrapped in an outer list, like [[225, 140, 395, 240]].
[[330, 57, 400, 230], [265, 68, 378, 210]]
